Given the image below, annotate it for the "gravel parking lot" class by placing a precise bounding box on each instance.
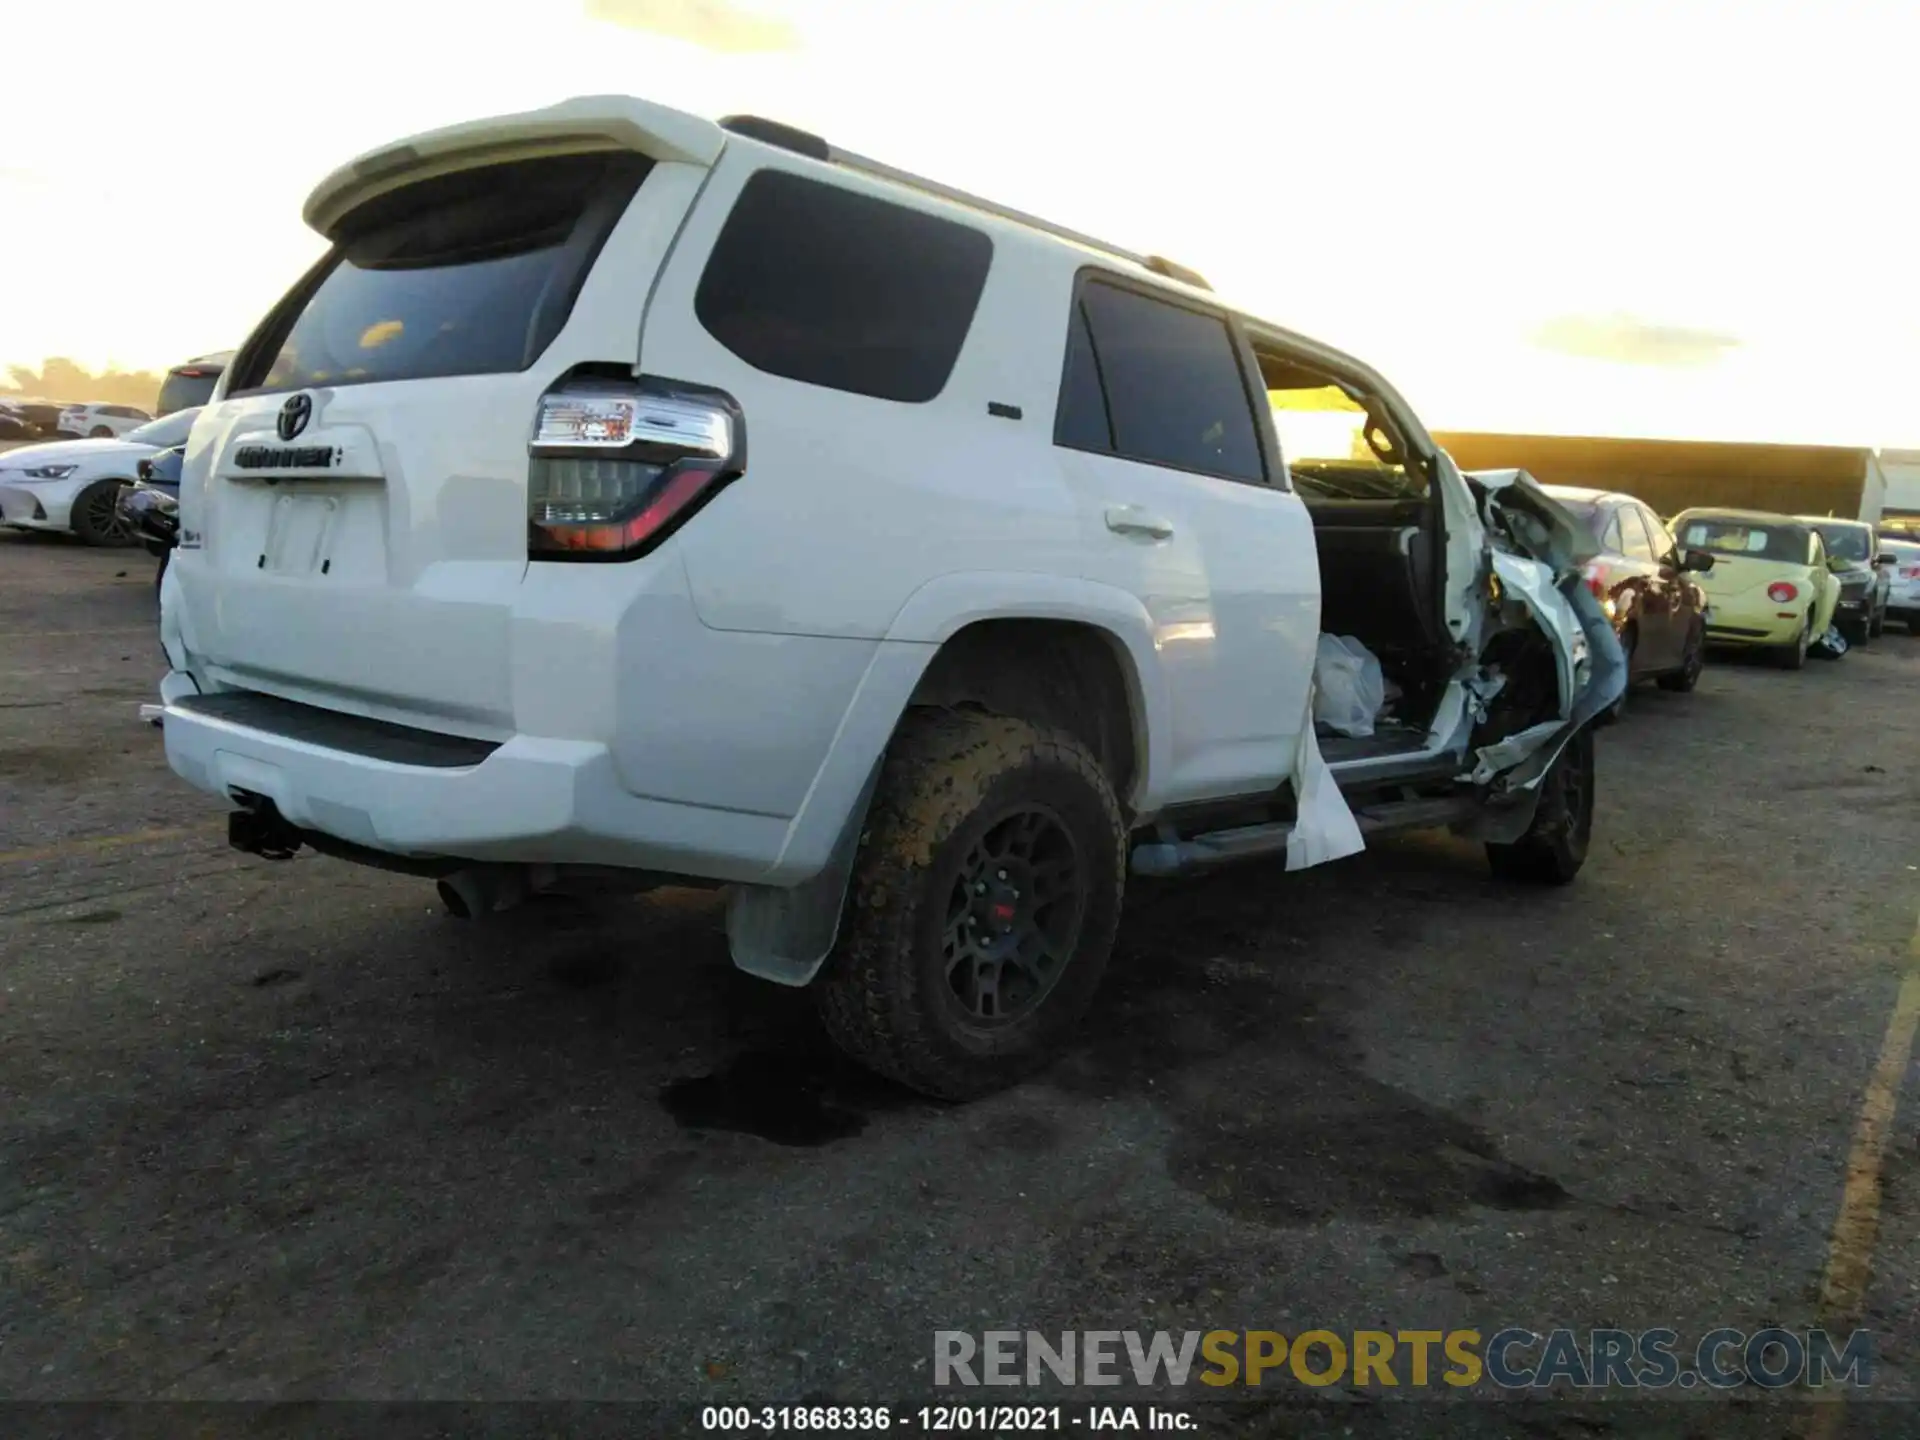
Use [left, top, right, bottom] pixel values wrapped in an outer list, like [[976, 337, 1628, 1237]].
[[3, 532, 1917, 1433]]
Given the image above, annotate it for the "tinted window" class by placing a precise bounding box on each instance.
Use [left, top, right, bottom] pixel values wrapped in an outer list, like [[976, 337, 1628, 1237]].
[[696, 169, 992, 404], [1057, 303, 1113, 450], [1616, 505, 1656, 560], [1066, 279, 1264, 482], [236, 151, 654, 396], [1812, 522, 1871, 562], [156, 367, 222, 416]]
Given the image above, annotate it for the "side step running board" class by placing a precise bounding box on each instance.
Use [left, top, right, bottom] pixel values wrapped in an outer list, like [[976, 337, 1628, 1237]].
[[1130, 795, 1480, 878]]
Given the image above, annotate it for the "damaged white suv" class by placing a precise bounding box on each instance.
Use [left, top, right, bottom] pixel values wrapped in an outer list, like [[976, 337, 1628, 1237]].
[[157, 96, 1623, 1098]]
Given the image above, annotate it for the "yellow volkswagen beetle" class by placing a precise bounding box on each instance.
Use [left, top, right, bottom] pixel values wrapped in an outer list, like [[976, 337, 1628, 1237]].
[[1670, 508, 1841, 670]]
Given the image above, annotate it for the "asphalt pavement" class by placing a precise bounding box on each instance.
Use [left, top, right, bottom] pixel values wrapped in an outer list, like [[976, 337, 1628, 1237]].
[[2, 532, 1917, 1437]]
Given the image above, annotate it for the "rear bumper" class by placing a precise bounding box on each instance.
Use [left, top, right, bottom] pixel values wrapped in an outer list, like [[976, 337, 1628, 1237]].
[[163, 690, 790, 881], [159, 633, 936, 887], [1704, 610, 1803, 646]]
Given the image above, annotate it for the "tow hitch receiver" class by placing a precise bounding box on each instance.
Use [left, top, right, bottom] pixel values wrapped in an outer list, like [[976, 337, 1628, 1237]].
[[228, 799, 303, 861]]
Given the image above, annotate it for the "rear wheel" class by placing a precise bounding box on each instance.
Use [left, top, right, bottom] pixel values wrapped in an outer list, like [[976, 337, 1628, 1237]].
[[1486, 726, 1594, 886], [814, 709, 1126, 1100], [1604, 625, 1637, 721], [70, 479, 134, 547], [1774, 614, 1810, 670], [1657, 618, 1705, 693], [87, 425, 113, 438]]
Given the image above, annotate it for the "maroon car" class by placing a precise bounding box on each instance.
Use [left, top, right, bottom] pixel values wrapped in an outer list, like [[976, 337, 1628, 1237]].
[[1544, 485, 1714, 717]]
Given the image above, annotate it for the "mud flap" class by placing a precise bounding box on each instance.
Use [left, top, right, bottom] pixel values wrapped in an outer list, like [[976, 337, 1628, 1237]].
[[725, 759, 883, 987]]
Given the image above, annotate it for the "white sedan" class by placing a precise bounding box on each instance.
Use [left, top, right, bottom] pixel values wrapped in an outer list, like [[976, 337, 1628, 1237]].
[[0, 407, 201, 546], [57, 402, 153, 439]]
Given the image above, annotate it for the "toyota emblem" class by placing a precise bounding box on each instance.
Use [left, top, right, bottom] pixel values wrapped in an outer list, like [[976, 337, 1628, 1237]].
[[277, 393, 313, 442]]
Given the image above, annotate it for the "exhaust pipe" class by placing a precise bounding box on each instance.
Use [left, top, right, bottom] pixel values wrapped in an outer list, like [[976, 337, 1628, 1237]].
[[437, 864, 533, 920]]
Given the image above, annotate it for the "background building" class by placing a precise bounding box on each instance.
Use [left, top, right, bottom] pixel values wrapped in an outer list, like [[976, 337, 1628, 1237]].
[[1431, 432, 1878, 521]]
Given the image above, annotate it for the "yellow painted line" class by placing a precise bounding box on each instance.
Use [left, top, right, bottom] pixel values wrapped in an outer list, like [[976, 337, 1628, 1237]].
[[0, 820, 224, 867], [1801, 912, 1920, 1438]]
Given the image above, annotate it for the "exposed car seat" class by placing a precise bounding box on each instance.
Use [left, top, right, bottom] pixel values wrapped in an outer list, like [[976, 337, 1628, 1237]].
[[1307, 497, 1439, 660]]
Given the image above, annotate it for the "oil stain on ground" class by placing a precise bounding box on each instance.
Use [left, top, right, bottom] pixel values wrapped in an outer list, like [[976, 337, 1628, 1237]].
[[1058, 861, 1573, 1227], [661, 1049, 921, 1148]]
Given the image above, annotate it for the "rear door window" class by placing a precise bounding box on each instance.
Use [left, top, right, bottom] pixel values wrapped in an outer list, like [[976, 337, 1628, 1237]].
[[1599, 510, 1625, 553], [695, 169, 993, 404], [1616, 506, 1657, 560], [1059, 278, 1265, 483], [1056, 304, 1113, 451], [1639, 506, 1676, 561], [232, 150, 656, 396]]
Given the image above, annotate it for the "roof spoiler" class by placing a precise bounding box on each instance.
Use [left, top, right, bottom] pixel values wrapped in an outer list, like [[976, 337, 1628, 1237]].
[[304, 95, 726, 236]]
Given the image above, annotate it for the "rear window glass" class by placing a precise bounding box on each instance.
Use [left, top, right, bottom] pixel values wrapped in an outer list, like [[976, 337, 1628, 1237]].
[[156, 368, 220, 415], [234, 151, 654, 396], [1679, 518, 1805, 563], [695, 169, 993, 403], [1811, 522, 1871, 562]]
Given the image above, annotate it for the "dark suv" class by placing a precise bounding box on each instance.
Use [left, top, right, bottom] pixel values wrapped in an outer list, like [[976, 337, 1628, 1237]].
[[1800, 516, 1894, 643], [154, 352, 233, 417]]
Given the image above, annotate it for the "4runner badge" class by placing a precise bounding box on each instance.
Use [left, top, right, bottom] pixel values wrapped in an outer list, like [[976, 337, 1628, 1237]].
[[232, 444, 340, 471]]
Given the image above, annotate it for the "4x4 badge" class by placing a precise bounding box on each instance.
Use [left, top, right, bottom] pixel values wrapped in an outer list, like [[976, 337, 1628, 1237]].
[[277, 394, 313, 442]]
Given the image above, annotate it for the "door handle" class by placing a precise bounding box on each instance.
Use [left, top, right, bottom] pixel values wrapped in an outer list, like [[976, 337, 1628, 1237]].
[[1105, 506, 1174, 540]]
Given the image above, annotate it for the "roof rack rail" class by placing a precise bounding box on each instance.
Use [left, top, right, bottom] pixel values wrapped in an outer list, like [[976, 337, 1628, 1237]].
[[1142, 255, 1212, 291], [716, 114, 1210, 291]]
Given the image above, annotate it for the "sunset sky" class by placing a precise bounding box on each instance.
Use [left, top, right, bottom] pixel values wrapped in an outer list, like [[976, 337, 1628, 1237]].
[[3, 0, 1913, 444]]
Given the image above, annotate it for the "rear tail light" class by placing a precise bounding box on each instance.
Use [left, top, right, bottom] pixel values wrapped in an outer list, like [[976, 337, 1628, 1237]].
[[1582, 561, 1618, 618], [1767, 582, 1799, 604], [1902, 565, 1920, 580], [527, 378, 743, 558]]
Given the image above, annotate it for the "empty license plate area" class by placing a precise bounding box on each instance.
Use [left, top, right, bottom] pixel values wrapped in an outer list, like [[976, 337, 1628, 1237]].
[[231, 487, 385, 581], [263, 492, 338, 575]]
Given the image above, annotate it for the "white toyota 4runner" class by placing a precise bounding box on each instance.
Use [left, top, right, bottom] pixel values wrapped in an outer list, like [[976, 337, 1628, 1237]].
[[157, 96, 1623, 1098]]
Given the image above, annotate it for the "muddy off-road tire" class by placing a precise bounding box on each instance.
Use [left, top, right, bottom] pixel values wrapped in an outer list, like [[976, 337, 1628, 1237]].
[[814, 708, 1126, 1100], [1485, 725, 1594, 886]]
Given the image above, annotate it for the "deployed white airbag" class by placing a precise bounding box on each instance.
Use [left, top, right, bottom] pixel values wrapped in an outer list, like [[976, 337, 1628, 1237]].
[[1312, 633, 1387, 738]]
